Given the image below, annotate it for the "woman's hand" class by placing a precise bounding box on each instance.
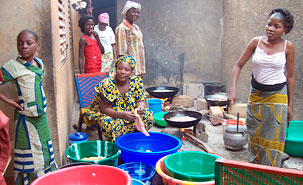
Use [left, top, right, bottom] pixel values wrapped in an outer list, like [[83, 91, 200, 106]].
[[136, 106, 145, 115], [123, 111, 136, 122], [8, 99, 23, 111], [287, 105, 293, 123]]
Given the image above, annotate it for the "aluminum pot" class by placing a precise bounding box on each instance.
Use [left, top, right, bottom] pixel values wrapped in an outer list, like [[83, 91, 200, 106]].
[[223, 125, 248, 151]]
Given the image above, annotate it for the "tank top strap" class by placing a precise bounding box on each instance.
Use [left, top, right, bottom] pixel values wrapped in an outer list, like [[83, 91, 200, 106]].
[[257, 36, 262, 47], [284, 40, 288, 53]]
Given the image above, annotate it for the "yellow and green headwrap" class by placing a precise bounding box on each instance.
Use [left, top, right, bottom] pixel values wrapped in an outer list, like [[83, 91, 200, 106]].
[[115, 56, 136, 70]]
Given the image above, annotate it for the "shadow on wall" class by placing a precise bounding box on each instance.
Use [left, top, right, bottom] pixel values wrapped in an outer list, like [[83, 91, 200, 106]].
[[143, 52, 185, 91]]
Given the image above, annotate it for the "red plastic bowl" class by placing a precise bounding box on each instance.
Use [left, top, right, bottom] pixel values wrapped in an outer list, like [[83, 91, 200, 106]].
[[32, 165, 132, 185]]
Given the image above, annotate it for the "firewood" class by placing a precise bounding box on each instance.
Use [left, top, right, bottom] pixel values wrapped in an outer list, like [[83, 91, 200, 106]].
[[184, 132, 214, 154]]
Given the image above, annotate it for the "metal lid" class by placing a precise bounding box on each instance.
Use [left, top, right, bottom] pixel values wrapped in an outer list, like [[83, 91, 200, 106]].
[[225, 125, 247, 133], [69, 132, 88, 141]]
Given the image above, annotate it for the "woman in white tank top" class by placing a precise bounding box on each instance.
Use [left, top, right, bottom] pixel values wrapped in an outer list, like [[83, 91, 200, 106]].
[[228, 8, 295, 167]]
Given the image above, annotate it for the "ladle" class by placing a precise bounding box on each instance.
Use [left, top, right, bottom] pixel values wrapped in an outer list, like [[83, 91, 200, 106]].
[[237, 112, 239, 132]]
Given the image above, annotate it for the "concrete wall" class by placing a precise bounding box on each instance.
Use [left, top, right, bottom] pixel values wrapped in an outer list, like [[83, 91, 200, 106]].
[[71, 0, 82, 73], [49, 0, 77, 164], [222, 0, 303, 120], [117, 0, 224, 90]]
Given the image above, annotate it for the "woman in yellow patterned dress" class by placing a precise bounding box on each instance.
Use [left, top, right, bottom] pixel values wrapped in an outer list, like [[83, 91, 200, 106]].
[[85, 56, 153, 142]]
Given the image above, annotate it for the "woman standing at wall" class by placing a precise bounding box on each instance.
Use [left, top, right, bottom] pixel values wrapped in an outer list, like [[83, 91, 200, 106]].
[[228, 8, 295, 167], [115, 1, 145, 76], [94, 12, 117, 73], [78, 14, 105, 74]]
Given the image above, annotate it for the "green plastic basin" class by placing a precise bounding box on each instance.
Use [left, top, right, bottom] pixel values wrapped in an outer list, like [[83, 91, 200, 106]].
[[154, 111, 168, 127], [65, 140, 121, 166], [285, 120, 303, 157], [164, 151, 220, 182]]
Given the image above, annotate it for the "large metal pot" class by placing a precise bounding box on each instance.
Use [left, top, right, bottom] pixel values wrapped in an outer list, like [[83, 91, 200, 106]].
[[223, 125, 248, 151], [146, 86, 179, 99]]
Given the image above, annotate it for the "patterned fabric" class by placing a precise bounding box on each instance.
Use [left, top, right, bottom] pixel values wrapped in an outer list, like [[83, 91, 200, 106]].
[[0, 58, 47, 117], [14, 162, 57, 185], [115, 55, 136, 70], [115, 19, 145, 76], [246, 85, 288, 167], [85, 75, 153, 142], [13, 113, 57, 185], [0, 57, 57, 185], [101, 52, 114, 73], [82, 34, 102, 73]]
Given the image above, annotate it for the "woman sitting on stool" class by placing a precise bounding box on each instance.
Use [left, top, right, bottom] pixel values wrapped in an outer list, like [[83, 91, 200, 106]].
[[85, 56, 153, 142]]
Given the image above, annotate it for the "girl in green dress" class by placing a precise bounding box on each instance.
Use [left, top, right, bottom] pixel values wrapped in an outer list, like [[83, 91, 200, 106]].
[[0, 30, 57, 185]]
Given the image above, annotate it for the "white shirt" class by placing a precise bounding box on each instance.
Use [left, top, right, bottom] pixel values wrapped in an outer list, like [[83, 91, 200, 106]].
[[94, 25, 115, 54], [252, 37, 287, 85]]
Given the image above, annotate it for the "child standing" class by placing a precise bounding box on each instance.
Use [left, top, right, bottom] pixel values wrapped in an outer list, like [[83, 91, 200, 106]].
[[78, 14, 105, 74], [0, 30, 57, 184]]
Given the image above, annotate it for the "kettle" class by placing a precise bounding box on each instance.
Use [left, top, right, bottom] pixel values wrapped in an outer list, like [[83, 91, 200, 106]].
[[223, 125, 248, 151]]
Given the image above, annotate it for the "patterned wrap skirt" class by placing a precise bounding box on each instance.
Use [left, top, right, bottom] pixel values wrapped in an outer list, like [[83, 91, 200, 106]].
[[13, 112, 57, 185], [246, 85, 288, 167], [99, 109, 153, 142], [101, 52, 114, 73]]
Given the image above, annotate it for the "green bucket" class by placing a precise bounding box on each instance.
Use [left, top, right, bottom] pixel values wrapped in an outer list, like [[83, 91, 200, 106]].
[[65, 140, 121, 166]]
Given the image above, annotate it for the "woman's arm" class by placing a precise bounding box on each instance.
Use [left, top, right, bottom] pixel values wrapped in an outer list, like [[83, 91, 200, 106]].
[[79, 37, 86, 74], [285, 41, 295, 122], [92, 31, 105, 54], [99, 98, 136, 122], [0, 93, 23, 110], [228, 37, 259, 104], [112, 43, 117, 61]]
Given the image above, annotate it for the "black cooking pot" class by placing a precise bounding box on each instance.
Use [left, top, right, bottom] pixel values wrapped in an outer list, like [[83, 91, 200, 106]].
[[163, 111, 203, 128], [146, 86, 179, 99], [205, 94, 229, 106]]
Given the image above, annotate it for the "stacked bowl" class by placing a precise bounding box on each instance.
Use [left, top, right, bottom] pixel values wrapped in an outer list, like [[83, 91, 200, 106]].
[[156, 151, 220, 185], [115, 132, 182, 166], [65, 140, 120, 166]]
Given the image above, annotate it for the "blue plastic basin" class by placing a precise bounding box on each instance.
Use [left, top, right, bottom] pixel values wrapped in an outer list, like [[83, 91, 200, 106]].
[[118, 162, 155, 184], [132, 179, 144, 185], [115, 132, 182, 166]]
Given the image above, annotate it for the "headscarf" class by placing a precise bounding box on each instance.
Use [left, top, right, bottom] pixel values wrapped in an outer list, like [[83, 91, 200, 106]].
[[98, 12, 109, 24], [115, 56, 136, 70], [121, 1, 141, 16]]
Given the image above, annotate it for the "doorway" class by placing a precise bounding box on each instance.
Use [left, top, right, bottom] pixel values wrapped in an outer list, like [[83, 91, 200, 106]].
[[92, 0, 117, 30]]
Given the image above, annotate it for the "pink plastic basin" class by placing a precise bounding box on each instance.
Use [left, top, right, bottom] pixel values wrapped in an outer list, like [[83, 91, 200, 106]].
[[32, 165, 132, 185]]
